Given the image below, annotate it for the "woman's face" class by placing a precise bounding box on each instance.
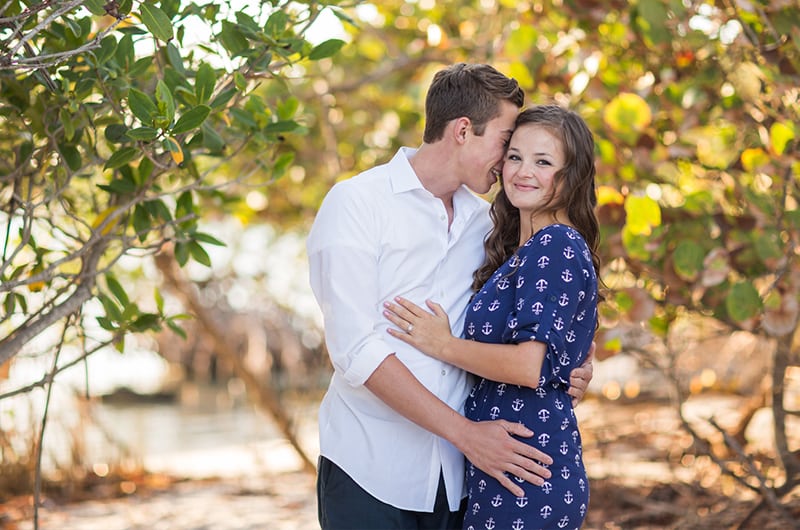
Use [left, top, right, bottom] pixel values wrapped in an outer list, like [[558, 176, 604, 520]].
[[501, 123, 565, 216]]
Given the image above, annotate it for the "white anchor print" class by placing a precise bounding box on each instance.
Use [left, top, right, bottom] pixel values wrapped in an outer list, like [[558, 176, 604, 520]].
[[516, 274, 525, 288], [531, 301, 544, 315], [561, 466, 571, 479], [561, 269, 573, 282], [563, 246, 575, 259], [541, 481, 552, 494], [488, 299, 501, 311], [538, 433, 550, 446], [580, 503, 587, 516], [566, 329, 576, 343], [496, 383, 507, 395], [489, 406, 500, 419], [561, 418, 570, 430], [557, 515, 570, 528], [497, 277, 510, 290], [478, 479, 486, 492], [491, 494, 502, 507], [535, 278, 548, 292], [467, 322, 476, 336], [508, 317, 518, 328], [471, 502, 480, 515], [511, 518, 525, 530], [537, 255, 549, 268], [540, 233, 552, 245], [539, 505, 552, 518], [485, 517, 496, 530], [538, 409, 550, 422], [509, 255, 521, 267], [554, 317, 565, 331], [473, 299, 483, 311], [560, 441, 569, 455], [515, 496, 528, 508], [559, 292, 569, 306], [555, 398, 565, 411], [482, 322, 493, 335], [559, 350, 570, 366]]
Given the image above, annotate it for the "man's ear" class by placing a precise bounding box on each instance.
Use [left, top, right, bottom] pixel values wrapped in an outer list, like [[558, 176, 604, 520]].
[[452, 117, 471, 144]]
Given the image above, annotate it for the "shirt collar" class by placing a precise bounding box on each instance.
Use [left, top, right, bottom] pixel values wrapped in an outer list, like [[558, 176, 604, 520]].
[[387, 146, 487, 217], [388, 147, 425, 194]]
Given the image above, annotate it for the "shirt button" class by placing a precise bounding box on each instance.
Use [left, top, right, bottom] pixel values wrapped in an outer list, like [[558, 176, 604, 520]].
[[440, 215, 446, 221], [441, 370, 446, 376]]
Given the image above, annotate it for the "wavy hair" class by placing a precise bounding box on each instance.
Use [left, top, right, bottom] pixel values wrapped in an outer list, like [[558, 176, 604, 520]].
[[472, 105, 601, 292]]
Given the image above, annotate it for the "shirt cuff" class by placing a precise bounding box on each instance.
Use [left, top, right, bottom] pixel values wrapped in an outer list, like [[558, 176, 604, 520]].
[[342, 339, 397, 387]]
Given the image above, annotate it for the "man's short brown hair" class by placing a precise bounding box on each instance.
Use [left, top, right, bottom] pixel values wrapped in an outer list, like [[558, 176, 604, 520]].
[[423, 63, 524, 143]]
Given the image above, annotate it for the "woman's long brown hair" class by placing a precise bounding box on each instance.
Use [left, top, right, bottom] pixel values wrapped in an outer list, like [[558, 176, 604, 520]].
[[472, 105, 601, 292]]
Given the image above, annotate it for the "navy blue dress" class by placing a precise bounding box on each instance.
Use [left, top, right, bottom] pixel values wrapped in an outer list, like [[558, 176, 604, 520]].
[[462, 224, 597, 530]]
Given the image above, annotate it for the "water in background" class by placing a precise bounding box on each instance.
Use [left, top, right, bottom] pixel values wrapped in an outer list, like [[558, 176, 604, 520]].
[[0, 221, 322, 479]]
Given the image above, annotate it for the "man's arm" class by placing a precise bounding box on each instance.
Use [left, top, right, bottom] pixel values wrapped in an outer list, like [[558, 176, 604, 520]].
[[365, 354, 552, 498]]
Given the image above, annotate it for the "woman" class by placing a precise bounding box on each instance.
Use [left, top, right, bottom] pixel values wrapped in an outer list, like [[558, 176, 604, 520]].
[[384, 104, 600, 529]]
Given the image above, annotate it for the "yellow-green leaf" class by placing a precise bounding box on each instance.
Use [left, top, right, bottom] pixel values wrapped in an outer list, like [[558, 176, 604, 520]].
[[624, 195, 661, 235], [770, 121, 795, 155], [164, 136, 184, 164], [604, 93, 652, 135]]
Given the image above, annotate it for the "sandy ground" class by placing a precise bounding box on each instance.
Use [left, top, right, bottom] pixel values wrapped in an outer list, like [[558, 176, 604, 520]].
[[5, 393, 797, 530]]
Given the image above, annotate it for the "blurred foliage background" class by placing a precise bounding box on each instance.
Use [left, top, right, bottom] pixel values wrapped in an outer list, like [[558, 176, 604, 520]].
[[1, 0, 799, 526]]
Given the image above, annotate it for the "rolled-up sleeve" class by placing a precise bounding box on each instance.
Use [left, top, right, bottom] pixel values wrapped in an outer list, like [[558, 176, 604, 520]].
[[307, 182, 395, 387]]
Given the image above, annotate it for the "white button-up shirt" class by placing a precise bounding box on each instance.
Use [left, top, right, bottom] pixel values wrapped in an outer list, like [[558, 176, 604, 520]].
[[307, 147, 492, 511]]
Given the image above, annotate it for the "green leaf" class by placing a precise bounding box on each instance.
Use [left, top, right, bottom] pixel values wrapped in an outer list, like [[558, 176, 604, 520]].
[[133, 204, 151, 242], [59, 144, 81, 171], [132, 313, 161, 332], [106, 274, 130, 306], [174, 241, 190, 266], [156, 79, 175, 124], [195, 63, 216, 104], [105, 123, 129, 143], [128, 88, 157, 125], [725, 282, 762, 323], [167, 319, 187, 339], [104, 146, 140, 169], [60, 107, 75, 141], [672, 240, 705, 281], [264, 120, 299, 134], [271, 151, 294, 179], [219, 21, 249, 56], [84, 0, 106, 16], [126, 127, 159, 141], [165, 42, 186, 76], [171, 105, 211, 135], [309, 38, 345, 60], [193, 232, 226, 246], [189, 240, 211, 266], [96, 35, 118, 64], [98, 293, 123, 322], [140, 3, 173, 42]]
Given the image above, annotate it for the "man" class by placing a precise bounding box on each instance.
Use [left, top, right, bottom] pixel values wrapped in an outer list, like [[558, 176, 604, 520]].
[[307, 63, 593, 530]]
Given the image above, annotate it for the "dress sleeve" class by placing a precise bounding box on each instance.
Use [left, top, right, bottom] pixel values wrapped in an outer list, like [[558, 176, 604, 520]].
[[502, 227, 592, 385], [306, 182, 395, 387]]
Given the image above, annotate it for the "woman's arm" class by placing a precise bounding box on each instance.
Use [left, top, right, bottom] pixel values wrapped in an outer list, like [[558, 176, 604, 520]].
[[385, 297, 545, 388]]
